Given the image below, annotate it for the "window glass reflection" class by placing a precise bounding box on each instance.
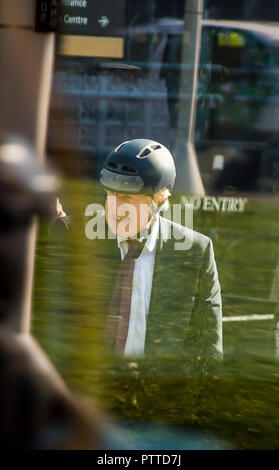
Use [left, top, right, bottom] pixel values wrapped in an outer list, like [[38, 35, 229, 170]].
[[31, 0, 279, 450]]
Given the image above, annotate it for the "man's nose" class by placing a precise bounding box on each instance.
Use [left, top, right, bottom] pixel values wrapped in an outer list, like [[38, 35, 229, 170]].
[[116, 202, 132, 218], [115, 197, 131, 210]]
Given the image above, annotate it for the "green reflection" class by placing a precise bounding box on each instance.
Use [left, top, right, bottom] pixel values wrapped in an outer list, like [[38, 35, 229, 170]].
[[32, 181, 279, 449]]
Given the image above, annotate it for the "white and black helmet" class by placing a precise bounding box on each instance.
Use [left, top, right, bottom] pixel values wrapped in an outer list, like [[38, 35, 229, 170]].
[[99, 139, 176, 195]]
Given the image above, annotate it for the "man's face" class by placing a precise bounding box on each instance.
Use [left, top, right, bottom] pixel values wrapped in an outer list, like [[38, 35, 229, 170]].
[[105, 190, 152, 238]]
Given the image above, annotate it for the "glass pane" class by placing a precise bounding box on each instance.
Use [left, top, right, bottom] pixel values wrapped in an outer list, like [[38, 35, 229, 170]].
[[32, 0, 279, 450]]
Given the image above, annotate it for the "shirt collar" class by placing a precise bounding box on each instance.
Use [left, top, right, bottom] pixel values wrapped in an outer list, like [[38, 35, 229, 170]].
[[117, 215, 159, 253]]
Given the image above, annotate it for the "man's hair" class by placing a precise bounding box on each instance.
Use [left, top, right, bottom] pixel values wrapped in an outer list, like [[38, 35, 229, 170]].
[[152, 187, 171, 212]]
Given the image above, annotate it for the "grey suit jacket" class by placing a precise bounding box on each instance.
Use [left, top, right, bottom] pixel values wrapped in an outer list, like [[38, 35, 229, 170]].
[[63, 212, 222, 363], [96, 215, 223, 362], [144, 216, 223, 361]]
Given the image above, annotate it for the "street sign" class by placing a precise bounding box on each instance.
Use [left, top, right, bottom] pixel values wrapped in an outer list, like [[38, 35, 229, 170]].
[[58, 35, 124, 58], [35, 0, 125, 36]]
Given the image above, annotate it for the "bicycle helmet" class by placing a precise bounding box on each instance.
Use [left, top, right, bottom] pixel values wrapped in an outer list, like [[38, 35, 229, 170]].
[[99, 139, 176, 195]]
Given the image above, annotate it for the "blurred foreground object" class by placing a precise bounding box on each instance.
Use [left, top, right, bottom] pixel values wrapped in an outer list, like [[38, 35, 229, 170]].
[[0, 329, 105, 449], [0, 137, 60, 228], [0, 137, 119, 449], [0, 137, 59, 332]]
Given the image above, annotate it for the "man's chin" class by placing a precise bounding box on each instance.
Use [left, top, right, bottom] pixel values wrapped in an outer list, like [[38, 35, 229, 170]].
[[116, 227, 138, 238]]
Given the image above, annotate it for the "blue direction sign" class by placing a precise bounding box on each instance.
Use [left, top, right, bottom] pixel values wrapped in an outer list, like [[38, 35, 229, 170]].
[[35, 0, 125, 36]]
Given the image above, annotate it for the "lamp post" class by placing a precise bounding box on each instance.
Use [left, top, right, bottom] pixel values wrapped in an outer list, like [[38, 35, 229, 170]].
[[173, 0, 205, 196]]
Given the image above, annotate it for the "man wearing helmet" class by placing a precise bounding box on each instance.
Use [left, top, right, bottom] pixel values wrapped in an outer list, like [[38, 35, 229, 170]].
[[98, 139, 222, 362]]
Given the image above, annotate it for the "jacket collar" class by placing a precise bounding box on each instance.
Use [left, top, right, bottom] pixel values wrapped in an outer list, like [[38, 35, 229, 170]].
[[158, 215, 194, 252]]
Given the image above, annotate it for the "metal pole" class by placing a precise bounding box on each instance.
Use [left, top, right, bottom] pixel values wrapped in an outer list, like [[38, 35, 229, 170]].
[[173, 0, 205, 196]]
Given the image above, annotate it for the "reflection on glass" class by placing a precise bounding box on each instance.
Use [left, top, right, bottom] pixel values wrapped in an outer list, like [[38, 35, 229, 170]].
[[32, 0, 279, 450]]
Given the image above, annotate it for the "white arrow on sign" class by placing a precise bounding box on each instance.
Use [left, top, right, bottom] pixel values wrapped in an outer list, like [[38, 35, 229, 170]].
[[98, 16, 110, 28]]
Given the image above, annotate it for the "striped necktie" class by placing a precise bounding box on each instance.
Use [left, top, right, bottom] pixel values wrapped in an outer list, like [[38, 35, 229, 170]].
[[106, 240, 141, 353]]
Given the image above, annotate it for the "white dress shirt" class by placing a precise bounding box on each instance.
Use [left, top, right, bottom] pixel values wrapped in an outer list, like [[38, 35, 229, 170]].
[[117, 216, 159, 357]]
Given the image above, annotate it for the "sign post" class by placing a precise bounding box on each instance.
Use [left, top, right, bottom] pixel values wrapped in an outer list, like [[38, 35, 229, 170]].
[[35, 0, 125, 57], [173, 0, 205, 196]]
